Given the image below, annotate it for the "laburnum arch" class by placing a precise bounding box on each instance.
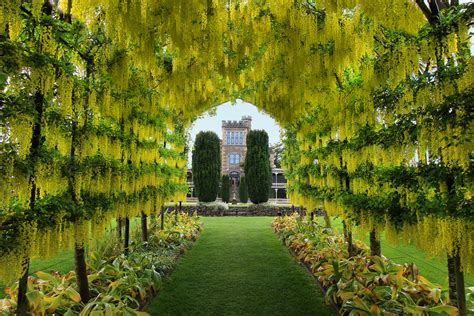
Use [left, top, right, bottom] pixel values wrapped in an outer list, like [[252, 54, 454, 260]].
[[0, 0, 472, 313]]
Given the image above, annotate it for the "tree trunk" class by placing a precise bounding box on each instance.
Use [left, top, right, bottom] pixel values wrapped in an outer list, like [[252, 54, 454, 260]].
[[343, 221, 354, 257], [448, 254, 458, 307], [454, 254, 466, 316], [116, 217, 122, 240], [342, 220, 348, 241], [174, 202, 181, 222], [347, 230, 354, 257], [141, 212, 148, 243], [124, 217, 130, 256], [17, 90, 45, 314], [370, 229, 381, 256], [16, 257, 30, 316], [323, 210, 332, 229], [160, 207, 165, 230], [74, 244, 90, 303], [448, 251, 466, 315]]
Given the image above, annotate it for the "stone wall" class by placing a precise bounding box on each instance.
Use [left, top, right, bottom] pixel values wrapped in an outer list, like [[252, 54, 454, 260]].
[[162, 205, 325, 217]]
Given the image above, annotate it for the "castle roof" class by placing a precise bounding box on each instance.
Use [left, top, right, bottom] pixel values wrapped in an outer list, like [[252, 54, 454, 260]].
[[222, 116, 252, 128]]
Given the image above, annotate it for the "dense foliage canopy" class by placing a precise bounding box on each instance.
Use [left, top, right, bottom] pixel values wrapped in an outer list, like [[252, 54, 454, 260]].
[[0, 0, 472, 299]]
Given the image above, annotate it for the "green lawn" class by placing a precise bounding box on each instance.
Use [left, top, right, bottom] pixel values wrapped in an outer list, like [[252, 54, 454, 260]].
[[0, 251, 76, 298], [0, 217, 141, 298], [29, 250, 75, 275], [2, 215, 472, 309], [317, 217, 474, 288], [146, 217, 334, 316]]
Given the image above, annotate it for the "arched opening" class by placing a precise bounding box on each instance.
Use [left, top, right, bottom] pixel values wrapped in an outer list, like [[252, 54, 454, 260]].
[[188, 99, 284, 203]]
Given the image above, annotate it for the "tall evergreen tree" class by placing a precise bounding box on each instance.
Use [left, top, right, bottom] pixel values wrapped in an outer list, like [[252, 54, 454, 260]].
[[192, 132, 221, 202], [221, 175, 230, 203], [239, 176, 249, 203], [244, 130, 272, 204]]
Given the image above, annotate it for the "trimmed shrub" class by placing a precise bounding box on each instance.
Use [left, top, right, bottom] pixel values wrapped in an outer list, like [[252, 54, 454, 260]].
[[221, 175, 231, 203], [239, 176, 249, 203], [244, 130, 272, 204], [192, 131, 221, 202]]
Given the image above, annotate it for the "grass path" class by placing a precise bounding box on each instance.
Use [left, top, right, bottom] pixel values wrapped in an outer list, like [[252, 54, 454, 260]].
[[146, 217, 334, 316]]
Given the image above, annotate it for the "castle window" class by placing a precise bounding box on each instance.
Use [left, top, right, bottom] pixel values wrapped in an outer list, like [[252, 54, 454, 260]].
[[229, 153, 240, 165], [240, 132, 243, 144], [227, 132, 230, 144], [231, 132, 234, 144]]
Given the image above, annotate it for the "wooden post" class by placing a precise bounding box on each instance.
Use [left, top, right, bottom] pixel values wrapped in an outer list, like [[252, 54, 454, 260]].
[[124, 217, 130, 256]]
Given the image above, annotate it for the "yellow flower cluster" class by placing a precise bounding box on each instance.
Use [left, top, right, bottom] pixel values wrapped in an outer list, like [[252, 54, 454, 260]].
[[0, 0, 472, 279]]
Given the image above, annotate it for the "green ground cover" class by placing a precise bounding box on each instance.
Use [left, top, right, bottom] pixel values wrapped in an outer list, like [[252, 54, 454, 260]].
[[2, 215, 471, 310], [317, 217, 474, 288], [146, 217, 334, 315], [0, 218, 141, 298]]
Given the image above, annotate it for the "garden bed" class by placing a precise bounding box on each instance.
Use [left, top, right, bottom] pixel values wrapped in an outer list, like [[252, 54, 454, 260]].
[[273, 214, 460, 315], [0, 213, 202, 315]]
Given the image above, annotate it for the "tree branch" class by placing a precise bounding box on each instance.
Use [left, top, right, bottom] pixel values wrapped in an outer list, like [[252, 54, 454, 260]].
[[428, 0, 440, 18], [415, 0, 433, 21], [334, 72, 343, 90]]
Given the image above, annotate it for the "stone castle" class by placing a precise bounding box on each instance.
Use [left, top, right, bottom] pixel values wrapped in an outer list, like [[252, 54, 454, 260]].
[[187, 115, 286, 201]]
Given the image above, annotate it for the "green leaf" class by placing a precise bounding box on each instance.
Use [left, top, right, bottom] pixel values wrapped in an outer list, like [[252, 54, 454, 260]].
[[26, 290, 44, 312], [64, 309, 77, 316], [35, 271, 58, 283], [426, 304, 458, 315], [65, 286, 82, 303]]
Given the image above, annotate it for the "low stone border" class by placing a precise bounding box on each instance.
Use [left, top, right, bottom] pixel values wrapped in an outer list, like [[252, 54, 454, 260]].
[[163, 205, 326, 217]]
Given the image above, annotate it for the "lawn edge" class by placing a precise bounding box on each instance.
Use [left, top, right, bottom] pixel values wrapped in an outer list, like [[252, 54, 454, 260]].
[[140, 226, 203, 312], [276, 231, 340, 315]]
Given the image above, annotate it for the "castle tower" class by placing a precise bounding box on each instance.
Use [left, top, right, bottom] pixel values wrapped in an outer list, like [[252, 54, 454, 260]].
[[221, 116, 252, 200]]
